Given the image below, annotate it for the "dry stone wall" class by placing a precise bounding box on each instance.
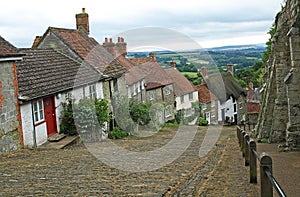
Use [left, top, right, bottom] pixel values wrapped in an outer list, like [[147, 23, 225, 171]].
[[255, 0, 300, 147]]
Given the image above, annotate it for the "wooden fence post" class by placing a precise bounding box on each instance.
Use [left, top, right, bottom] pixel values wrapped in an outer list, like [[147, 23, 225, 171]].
[[244, 134, 250, 166], [260, 153, 273, 197], [249, 140, 257, 183], [241, 131, 246, 157]]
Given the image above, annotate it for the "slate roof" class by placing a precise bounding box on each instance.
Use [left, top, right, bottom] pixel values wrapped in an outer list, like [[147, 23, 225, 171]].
[[195, 84, 218, 103], [136, 61, 173, 90], [17, 48, 100, 101], [38, 27, 126, 78], [165, 67, 196, 96], [0, 36, 19, 57], [204, 72, 247, 103]]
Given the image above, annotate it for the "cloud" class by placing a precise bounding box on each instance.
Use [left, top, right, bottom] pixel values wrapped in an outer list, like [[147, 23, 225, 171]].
[[0, 0, 283, 48]]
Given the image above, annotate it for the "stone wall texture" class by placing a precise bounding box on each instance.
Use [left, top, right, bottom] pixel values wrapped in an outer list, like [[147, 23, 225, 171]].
[[0, 61, 21, 154], [255, 0, 300, 147]]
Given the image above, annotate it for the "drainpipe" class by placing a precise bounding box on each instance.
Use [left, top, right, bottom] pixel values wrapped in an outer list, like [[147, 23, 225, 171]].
[[31, 102, 37, 148]]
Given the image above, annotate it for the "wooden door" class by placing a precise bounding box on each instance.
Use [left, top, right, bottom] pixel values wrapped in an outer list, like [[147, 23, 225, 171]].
[[43, 97, 57, 136]]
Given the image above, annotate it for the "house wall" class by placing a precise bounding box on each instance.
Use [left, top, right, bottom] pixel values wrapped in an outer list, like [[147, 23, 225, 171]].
[[0, 61, 21, 154], [21, 81, 103, 148], [175, 91, 198, 111], [218, 97, 237, 124], [127, 80, 146, 103], [202, 99, 218, 125], [20, 102, 48, 147]]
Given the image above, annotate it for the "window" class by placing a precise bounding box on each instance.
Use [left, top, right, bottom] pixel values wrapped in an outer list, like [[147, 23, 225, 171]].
[[88, 84, 97, 99], [180, 95, 185, 103], [189, 92, 193, 101], [211, 110, 215, 118], [164, 87, 171, 96], [211, 100, 215, 107], [113, 79, 118, 92], [165, 105, 173, 118], [234, 104, 237, 113], [127, 87, 131, 98], [133, 84, 136, 95], [148, 91, 154, 101], [202, 103, 207, 110], [33, 100, 44, 123]]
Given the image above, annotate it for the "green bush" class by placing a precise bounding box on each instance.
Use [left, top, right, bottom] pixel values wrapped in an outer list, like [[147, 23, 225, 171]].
[[108, 127, 128, 139], [59, 97, 77, 135], [198, 117, 208, 126]]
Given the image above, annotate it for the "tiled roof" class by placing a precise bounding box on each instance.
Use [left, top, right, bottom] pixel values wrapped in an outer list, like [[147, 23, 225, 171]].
[[17, 48, 100, 100], [125, 66, 146, 85], [165, 68, 195, 96], [137, 61, 173, 90], [0, 36, 18, 56], [39, 27, 126, 78], [129, 57, 156, 66], [195, 84, 218, 103], [204, 72, 247, 103]]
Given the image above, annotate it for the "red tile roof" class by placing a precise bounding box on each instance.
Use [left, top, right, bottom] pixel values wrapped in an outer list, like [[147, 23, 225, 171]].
[[165, 68, 195, 96], [129, 57, 156, 66], [136, 61, 173, 90], [195, 84, 218, 103]]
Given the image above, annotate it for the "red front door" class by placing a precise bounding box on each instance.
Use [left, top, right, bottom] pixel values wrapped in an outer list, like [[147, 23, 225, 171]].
[[43, 97, 57, 136]]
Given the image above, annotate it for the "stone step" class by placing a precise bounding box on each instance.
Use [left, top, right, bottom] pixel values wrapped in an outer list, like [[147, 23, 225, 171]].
[[48, 133, 67, 142], [39, 135, 79, 149]]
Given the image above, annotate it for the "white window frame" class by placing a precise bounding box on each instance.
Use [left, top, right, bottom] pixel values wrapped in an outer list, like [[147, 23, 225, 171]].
[[211, 100, 215, 107], [180, 95, 185, 103], [202, 103, 207, 110], [164, 87, 171, 96], [33, 99, 44, 123], [133, 84, 137, 96], [88, 84, 97, 99], [189, 92, 194, 101], [165, 105, 172, 118], [148, 91, 154, 101]]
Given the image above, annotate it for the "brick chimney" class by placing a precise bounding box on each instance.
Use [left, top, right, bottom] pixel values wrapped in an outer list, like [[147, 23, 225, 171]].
[[200, 66, 208, 78], [227, 63, 234, 76], [115, 37, 127, 57], [170, 61, 176, 68], [76, 8, 89, 34], [103, 37, 116, 57], [149, 52, 156, 61], [248, 82, 254, 90], [31, 36, 41, 48]]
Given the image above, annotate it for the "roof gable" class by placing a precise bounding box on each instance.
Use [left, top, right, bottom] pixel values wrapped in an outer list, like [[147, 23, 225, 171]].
[[196, 84, 218, 103], [0, 36, 18, 57], [17, 48, 100, 100], [165, 68, 195, 96], [37, 27, 126, 77], [204, 72, 246, 103]]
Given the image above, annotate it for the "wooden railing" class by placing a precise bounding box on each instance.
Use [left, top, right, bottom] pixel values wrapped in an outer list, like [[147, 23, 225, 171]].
[[236, 126, 287, 197]]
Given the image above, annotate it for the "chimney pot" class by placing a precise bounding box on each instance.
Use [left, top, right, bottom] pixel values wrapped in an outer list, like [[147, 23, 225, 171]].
[[105, 37, 108, 43], [82, 8, 85, 13], [109, 38, 113, 43], [201, 66, 208, 78]]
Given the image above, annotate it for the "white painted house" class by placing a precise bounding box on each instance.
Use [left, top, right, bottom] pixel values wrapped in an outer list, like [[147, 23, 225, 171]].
[[17, 48, 104, 147]]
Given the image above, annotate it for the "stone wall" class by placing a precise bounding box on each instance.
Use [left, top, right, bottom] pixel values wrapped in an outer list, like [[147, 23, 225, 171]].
[[0, 61, 21, 154], [255, 0, 300, 147]]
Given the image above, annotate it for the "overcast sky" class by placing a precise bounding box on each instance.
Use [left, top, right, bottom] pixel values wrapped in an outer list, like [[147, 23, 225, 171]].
[[0, 0, 283, 49]]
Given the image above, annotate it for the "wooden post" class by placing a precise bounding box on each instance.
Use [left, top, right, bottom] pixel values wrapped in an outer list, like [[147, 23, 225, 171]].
[[249, 140, 257, 183], [241, 131, 246, 157], [260, 153, 273, 197], [244, 134, 250, 166]]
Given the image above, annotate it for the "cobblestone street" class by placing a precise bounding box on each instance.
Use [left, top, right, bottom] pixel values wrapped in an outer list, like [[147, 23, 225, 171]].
[[0, 126, 258, 196]]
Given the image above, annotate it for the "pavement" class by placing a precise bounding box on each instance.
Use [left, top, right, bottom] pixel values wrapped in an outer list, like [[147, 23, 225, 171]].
[[0, 126, 298, 196]]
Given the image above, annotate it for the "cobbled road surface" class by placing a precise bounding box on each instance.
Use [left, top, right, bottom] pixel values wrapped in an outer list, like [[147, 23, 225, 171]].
[[0, 126, 258, 196]]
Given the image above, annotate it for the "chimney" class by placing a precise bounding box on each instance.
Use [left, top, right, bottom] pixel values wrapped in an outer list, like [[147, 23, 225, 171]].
[[115, 37, 127, 57], [31, 36, 41, 48], [76, 8, 89, 34], [248, 82, 254, 90], [200, 66, 208, 78], [170, 61, 176, 68], [103, 37, 116, 57], [227, 63, 234, 76], [149, 52, 156, 61]]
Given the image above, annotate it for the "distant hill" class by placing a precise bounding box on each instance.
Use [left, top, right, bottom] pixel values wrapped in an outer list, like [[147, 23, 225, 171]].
[[128, 44, 266, 72]]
